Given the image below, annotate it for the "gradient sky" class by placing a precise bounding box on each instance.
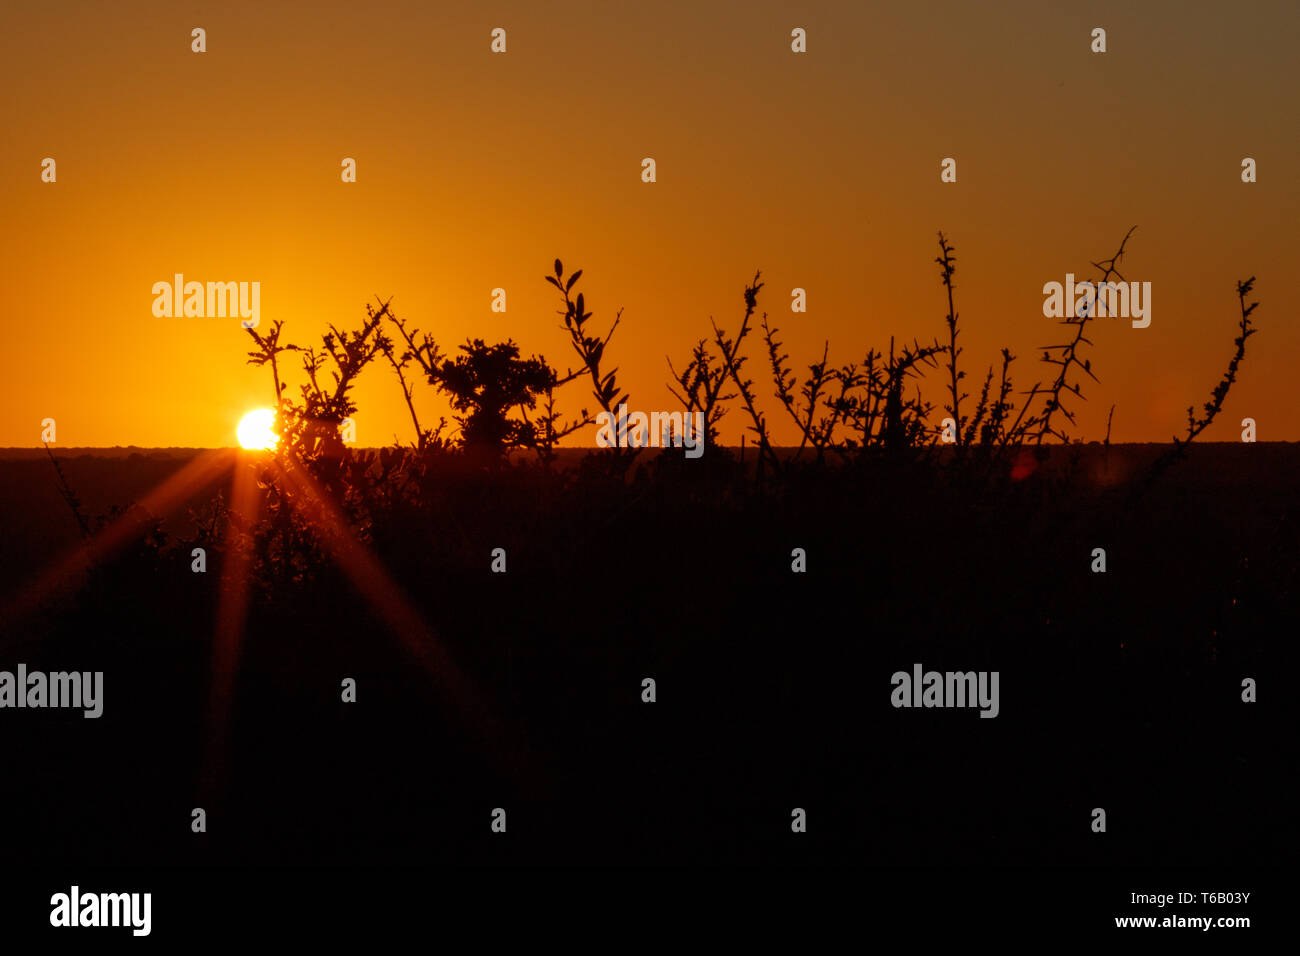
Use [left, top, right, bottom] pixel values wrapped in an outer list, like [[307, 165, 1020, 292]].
[[2, 0, 1296, 446]]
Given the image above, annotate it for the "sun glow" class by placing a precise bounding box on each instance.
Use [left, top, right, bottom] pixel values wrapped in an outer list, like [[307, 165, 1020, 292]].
[[236, 408, 278, 450]]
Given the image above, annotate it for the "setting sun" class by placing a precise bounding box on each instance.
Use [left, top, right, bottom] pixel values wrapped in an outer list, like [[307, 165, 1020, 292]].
[[236, 408, 278, 450]]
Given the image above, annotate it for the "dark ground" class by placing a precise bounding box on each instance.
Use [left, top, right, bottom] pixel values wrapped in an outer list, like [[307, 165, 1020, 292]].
[[0, 443, 1293, 869]]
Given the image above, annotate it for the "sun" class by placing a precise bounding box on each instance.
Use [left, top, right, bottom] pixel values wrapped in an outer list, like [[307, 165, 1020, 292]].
[[236, 408, 279, 450]]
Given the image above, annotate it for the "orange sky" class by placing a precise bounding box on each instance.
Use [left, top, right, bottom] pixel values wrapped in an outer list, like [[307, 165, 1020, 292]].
[[2, 0, 1296, 447]]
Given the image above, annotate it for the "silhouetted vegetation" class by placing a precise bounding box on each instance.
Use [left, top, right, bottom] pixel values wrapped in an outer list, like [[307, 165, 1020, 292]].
[[1144, 276, 1260, 490], [234, 228, 1258, 491]]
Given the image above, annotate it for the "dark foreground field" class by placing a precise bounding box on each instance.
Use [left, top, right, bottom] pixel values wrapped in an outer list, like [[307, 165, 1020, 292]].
[[0, 443, 1293, 868]]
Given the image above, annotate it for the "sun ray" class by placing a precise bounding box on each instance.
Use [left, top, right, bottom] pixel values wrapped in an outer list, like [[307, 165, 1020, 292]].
[[198, 452, 264, 805], [273, 453, 535, 786], [0, 448, 238, 635]]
